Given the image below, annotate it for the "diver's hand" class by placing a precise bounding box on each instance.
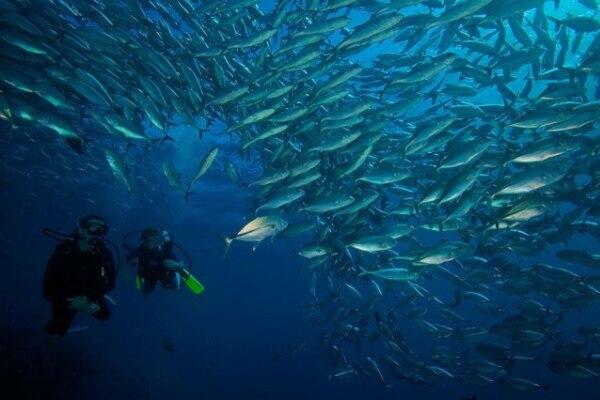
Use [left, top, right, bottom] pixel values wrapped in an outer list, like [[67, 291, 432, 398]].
[[163, 259, 184, 270]]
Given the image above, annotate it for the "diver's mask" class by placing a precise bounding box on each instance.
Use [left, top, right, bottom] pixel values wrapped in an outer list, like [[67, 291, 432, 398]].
[[78, 215, 109, 246], [146, 235, 164, 250], [146, 232, 169, 251]]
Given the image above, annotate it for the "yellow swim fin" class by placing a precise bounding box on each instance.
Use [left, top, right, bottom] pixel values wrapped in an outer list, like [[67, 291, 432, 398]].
[[181, 269, 204, 295]]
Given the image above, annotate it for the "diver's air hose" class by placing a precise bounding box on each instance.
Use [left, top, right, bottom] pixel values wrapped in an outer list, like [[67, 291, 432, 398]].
[[41, 228, 75, 241]]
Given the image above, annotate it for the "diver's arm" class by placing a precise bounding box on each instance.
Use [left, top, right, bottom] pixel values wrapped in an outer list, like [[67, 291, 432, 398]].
[[163, 242, 184, 270], [163, 259, 185, 270], [43, 244, 68, 303]]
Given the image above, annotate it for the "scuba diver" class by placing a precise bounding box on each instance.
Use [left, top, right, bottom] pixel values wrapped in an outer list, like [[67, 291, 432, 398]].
[[126, 227, 183, 296], [125, 226, 204, 297], [43, 215, 116, 336]]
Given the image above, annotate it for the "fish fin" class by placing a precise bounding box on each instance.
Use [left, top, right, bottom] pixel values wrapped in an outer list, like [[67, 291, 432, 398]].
[[454, 259, 465, 270], [428, 91, 439, 105], [161, 133, 175, 143], [548, 16, 561, 27], [358, 266, 369, 276], [222, 236, 233, 258], [345, 248, 354, 266], [184, 190, 194, 202], [252, 241, 261, 251], [409, 237, 424, 249]]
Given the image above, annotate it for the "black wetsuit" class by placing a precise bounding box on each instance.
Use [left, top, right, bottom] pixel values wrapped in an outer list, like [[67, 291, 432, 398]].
[[43, 239, 116, 335], [127, 241, 179, 294]]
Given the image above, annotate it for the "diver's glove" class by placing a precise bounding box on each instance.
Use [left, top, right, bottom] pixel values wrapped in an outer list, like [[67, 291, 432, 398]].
[[68, 296, 100, 314], [163, 259, 185, 271]]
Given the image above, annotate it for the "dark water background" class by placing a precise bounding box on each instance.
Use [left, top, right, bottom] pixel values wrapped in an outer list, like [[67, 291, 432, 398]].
[[2, 1, 600, 399]]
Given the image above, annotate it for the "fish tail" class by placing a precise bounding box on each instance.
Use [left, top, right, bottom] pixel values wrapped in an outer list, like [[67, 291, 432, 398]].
[[184, 189, 193, 202]]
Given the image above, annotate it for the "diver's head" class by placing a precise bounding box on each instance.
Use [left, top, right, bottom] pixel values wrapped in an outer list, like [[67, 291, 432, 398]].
[[141, 226, 170, 250], [77, 215, 109, 249]]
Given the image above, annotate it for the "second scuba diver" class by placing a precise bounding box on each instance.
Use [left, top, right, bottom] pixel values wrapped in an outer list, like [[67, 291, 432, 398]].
[[43, 215, 116, 336], [126, 227, 187, 297]]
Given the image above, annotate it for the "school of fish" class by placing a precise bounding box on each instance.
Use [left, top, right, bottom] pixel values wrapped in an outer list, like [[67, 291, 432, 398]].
[[2, 0, 600, 392]]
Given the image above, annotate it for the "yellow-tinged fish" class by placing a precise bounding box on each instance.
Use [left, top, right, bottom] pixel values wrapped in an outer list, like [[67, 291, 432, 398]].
[[223, 215, 288, 257]]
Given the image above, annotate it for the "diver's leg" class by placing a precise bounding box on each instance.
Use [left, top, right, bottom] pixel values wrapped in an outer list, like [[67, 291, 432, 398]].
[[142, 276, 157, 298], [92, 297, 111, 321], [45, 301, 75, 336]]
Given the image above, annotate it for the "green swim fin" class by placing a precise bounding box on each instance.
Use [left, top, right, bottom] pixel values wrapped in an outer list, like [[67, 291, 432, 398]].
[[135, 275, 142, 290], [181, 269, 204, 295]]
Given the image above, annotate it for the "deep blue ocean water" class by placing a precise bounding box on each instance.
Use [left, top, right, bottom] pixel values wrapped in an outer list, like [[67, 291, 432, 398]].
[[3, 114, 600, 400], [2, 1, 600, 399]]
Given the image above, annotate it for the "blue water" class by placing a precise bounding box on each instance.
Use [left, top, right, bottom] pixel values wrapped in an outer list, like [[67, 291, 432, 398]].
[[2, 1, 600, 399], [1, 123, 599, 400]]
